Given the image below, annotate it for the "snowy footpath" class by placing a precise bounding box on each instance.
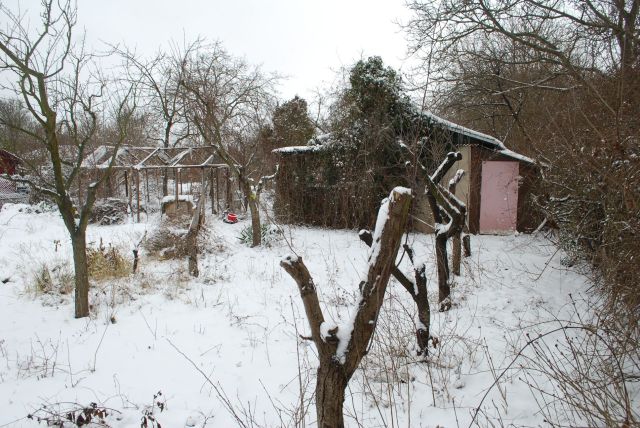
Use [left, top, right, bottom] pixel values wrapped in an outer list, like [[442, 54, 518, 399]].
[[0, 203, 613, 427]]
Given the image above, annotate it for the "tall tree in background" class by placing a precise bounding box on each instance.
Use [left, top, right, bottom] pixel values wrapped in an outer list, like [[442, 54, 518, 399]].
[[0, 99, 37, 156], [258, 95, 316, 170], [0, 0, 137, 318], [272, 96, 315, 147], [258, 96, 315, 169], [180, 41, 278, 247], [119, 40, 198, 194]]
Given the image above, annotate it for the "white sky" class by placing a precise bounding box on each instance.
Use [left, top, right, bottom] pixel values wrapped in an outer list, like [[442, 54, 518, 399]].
[[73, 0, 414, 101]]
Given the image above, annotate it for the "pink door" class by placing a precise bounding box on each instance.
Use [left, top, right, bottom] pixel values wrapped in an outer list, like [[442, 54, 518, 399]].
[[479, 161, 519, 234]]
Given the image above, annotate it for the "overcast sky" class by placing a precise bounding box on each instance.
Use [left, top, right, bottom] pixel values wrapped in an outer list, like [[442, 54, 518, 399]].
[[71, 0, 414, 101]]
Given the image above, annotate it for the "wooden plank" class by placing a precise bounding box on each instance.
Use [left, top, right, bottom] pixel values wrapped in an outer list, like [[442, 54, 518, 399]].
[[136, 170, 141, 223]]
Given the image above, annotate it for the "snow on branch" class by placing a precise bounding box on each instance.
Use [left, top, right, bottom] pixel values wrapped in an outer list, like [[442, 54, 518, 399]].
[[255, 164, 279, 195], [281, 187, 412, 373], [431, 152, 462, 183]]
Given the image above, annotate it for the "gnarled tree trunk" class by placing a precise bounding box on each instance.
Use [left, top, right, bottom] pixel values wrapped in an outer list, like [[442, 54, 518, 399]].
[[316, 361, 349, 428], [359, 230, 432, 355], [423, 152, 466, 311], [281, 187, 412, 427]]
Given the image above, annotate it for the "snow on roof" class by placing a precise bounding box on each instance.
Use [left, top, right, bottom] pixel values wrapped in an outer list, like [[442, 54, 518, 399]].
[[0, 149, 20, 162], [273, 112, 534, 164], [272, 144, 330, 155], [81, 145, 125, 169], [423, 111, 506, 149], [423, 112, 535, 164]]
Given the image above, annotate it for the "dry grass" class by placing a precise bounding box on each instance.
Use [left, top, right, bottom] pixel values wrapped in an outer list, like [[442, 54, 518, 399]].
[[31, 262, 74, 295], [87, 243, 131, 281]]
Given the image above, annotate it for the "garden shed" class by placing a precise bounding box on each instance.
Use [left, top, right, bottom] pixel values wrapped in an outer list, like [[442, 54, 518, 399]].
[[273, 112, 539, 235], [423, 114, 538, 234]]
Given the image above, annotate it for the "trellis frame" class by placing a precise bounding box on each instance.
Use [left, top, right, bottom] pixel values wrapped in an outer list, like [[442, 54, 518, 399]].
[[81, 145, 235, 221]]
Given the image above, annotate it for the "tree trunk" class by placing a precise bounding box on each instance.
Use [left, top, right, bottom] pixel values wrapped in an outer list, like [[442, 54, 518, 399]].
[[452, 232, 462, 276], [162, 169, 169, 196], [414, 265, 431, 355], [362, 232, 432, 355], [185, 184, 207, 277], [435, 233, 451, 311], [186, 234, 199, 277], [282, 188, 412, 428], [248, 197, 261, 247], [316, 361, 349, 428], [239, 176, 262, 247], [71, 231, 90, 318]]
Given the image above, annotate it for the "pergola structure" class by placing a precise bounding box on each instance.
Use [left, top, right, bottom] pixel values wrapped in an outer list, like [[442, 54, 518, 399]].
[[81, 146, 237, 221]]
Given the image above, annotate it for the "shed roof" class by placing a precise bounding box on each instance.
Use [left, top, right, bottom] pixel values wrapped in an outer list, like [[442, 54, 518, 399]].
[[0, 149, 20, 163], [273, 111, 534, 164]]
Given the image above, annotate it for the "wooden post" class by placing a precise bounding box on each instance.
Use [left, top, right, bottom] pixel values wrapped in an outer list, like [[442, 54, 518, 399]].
[[225, 168, 232, 210], [145, 170, 150, 203], [124, 171, 129, 198], [216, 168, 220, 212], [209, 168, 215, 214], [463, 235, 472, 257], [136, 170, 141, 223], [174, 168, 179, 211], [448, 169, 465, 276], [155, 169, 159, 198], [127, 169, 133, 215], [105, 172, 112, 198]]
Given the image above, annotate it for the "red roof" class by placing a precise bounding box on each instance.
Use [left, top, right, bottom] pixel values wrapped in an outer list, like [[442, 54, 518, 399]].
[[0, 149, 20, 175]]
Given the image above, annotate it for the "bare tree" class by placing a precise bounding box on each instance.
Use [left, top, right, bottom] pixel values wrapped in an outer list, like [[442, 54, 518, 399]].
[[179, 41, 278, 247], [405, 0, 639, 111], [118, 40, 198, 194], [281, 187, 412, 427], [0, 0, 137, 318], [423, 152, 466, 311]]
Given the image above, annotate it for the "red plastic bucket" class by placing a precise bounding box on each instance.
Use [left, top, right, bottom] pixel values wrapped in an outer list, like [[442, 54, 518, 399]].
[[227, 213, 238, 223]]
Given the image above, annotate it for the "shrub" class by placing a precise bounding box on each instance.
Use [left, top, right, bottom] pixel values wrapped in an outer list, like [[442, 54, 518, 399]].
[[87, 242, 131, 280], [238, 223, 281, 246], [31, 262, 74, 295]]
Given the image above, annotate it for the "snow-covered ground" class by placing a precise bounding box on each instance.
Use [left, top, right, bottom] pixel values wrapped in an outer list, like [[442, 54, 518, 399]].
[[0, 202, 628, 427]]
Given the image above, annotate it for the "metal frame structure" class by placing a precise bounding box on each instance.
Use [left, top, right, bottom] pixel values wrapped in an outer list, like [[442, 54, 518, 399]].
[[81, 146, 236, 221]]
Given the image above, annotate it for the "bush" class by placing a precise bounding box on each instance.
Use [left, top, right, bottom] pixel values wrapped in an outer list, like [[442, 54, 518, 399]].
[[145, 220, 213, 260], [238, 223, 281, 246], [87, 242, 131, 280], [31, 262, 74, 295]]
